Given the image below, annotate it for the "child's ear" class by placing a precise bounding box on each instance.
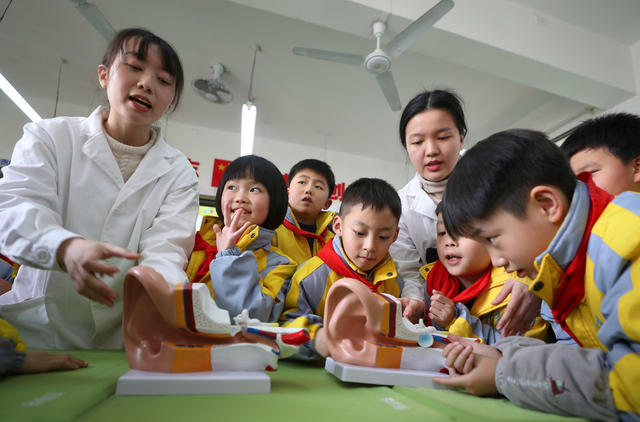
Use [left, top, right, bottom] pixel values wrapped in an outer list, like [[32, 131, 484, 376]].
[[323, 199, 333, 210], [529, 185, 566, 224], [332, 215, 343, 236], [631, 156, 640, 184], [97, 65, 109, 89]]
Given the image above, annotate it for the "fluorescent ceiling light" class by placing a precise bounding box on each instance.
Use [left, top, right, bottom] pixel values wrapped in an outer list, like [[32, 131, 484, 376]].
[[0, 72, 42, 122], [241, 102, 256, 156]]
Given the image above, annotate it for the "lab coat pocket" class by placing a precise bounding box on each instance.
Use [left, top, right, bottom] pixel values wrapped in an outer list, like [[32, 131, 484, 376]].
[[0, 296, 54, 348]]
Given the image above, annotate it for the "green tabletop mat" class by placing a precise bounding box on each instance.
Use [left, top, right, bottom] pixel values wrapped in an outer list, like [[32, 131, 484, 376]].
[[0, 350, 587, 422], [0, 350, 129, 422], [394, 386, 586, 422], [77, 360, 455, 422]]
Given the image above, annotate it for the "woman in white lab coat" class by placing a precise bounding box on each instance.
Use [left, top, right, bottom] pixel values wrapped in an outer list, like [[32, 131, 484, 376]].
[[390, 90, 467, 322], [0, 28, 198, 349], [391, 90, 542, 336]]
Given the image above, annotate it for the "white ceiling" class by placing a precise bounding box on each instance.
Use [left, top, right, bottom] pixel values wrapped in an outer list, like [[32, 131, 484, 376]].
[[0, 0, 639, 162]]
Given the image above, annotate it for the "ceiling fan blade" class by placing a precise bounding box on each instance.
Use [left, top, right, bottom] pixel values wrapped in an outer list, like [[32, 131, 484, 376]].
[[375, 71, 401, 111], [385, 0, 454, 58], [293, 47, 364, 66], [70, 0, 116, 41]]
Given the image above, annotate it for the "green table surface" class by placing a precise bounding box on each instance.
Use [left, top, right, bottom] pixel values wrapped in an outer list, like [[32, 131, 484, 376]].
[[0, 350, 586, 422]]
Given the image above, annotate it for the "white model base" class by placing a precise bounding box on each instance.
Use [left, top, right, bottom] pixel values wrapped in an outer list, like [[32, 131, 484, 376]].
[[325, 358, 451, 389], [115, 369, 271, 395]]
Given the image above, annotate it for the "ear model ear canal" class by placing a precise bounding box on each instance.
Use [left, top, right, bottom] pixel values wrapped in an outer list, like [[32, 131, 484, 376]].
[[324, 278, 387, 366]]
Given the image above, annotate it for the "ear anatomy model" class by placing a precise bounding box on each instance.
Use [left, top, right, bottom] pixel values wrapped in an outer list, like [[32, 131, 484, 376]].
[[122, 266, 309, 373], [324, 278, 447, 372]]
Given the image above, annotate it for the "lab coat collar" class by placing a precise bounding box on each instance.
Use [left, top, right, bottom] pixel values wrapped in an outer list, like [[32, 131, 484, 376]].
[[405, 174, 438, 219], [82, 106, 181, 206]]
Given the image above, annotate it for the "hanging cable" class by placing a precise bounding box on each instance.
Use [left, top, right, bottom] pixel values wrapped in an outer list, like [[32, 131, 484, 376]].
[[247, 44, 261, 103], [53, 58, 66, 117], [0, 0, 13, 24]]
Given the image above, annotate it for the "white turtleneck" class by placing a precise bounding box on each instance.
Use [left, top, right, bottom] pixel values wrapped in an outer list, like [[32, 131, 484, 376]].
[[104, 127, 157, 182], [419, 175, 448, 204]]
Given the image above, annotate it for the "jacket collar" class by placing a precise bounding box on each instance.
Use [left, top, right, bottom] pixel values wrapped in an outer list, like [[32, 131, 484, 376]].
[[531, 181, 589, 305], [284, 207, 334, 233], [535, 181, 589, 271], [405, 174, 438, 218], [331, 235, 397, 283], [237, 225, 275, 252]]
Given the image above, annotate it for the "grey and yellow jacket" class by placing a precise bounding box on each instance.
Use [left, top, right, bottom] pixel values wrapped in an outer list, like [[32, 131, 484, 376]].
[[281, 235, 403, 359], [272, 207, 335, 267], [494, 180, 640, 421], [420, 264, 547, 345], [186, 216, 297, 323]]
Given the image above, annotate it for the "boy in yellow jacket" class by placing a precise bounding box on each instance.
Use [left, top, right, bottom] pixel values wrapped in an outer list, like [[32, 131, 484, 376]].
[[435, 129, 639, 421], [420, 204, 547, 344], [273, 159, 336, 266], [281, 178, 403, 359]]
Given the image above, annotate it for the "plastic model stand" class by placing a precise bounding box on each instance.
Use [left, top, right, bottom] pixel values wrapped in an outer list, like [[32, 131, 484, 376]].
[[323, 278, 471, 387], [117, 266, 309, 395]]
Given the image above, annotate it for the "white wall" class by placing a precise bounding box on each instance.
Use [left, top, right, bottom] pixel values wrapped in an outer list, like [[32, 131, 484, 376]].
[[0, 98, 416, 211]]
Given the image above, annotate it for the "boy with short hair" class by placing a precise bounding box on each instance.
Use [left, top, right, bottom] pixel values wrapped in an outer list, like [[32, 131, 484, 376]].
[[273, 159, 336, 266], [281, 178, 403, 359], [561, 112, 640, 195], [421, 204, 547, 344], [434, 129, 639, 420]]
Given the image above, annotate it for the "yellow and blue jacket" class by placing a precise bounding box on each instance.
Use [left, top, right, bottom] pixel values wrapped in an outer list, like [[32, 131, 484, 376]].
[[186, 216, 298, 323], [524, 181, 640, 418], [0, 318, 26, 374], [281, 235, 403, 359], [420, 264, 547, 344], [272, 207, 335, 267]]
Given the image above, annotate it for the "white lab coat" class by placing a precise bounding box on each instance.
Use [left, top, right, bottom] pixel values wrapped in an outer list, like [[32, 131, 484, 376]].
[[389, 174, 438, 301], [0, 107, 199, 349]]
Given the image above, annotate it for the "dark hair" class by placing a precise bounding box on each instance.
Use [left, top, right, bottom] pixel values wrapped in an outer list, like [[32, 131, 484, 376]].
[[442, 129, 576, 239], [561, 112, 640, 163], [288, 158, 336, 197], [102, 28, 184, 110], [339, 178, 401, 222], [399, 89, 467, 148], [435, 200, 444, 217], [215, 155, 288, 230]]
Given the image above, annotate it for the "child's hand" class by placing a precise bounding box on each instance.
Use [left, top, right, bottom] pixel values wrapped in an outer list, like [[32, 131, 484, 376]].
[[57, 238, 140, 306], [17, 350, 88, 374], [493, 278, 541, 336], [313, 327, 330, 358], [214, 208, 251, 251], [433, 352, 500, 396], [399, 298, 426, 323], [440, 334, 502, 374], [428, 290, 456, 327]]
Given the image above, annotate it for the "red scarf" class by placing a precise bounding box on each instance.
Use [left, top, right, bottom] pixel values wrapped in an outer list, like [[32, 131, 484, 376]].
[[552, 173, 613, 345], [191, 232, 218, 283], [316, 241, 380, 292], [282, 220, 329, 248], [426, 260, 492, 305], [0, 253, 14, 266]]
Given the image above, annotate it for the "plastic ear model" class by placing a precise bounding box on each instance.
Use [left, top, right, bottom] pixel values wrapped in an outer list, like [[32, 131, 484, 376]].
[[122, 266, 309, 373], [324, 278, 445, 372]]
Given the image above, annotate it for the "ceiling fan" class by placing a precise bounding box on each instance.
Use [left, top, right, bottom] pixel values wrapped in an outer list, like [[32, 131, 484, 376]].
[[292, 0, 454, 111], [70, 0, 116, 40]]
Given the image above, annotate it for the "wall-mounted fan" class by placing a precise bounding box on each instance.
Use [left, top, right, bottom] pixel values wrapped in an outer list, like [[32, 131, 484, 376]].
[[192, 63, 233, 104], [292, 0, 454, 111]]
